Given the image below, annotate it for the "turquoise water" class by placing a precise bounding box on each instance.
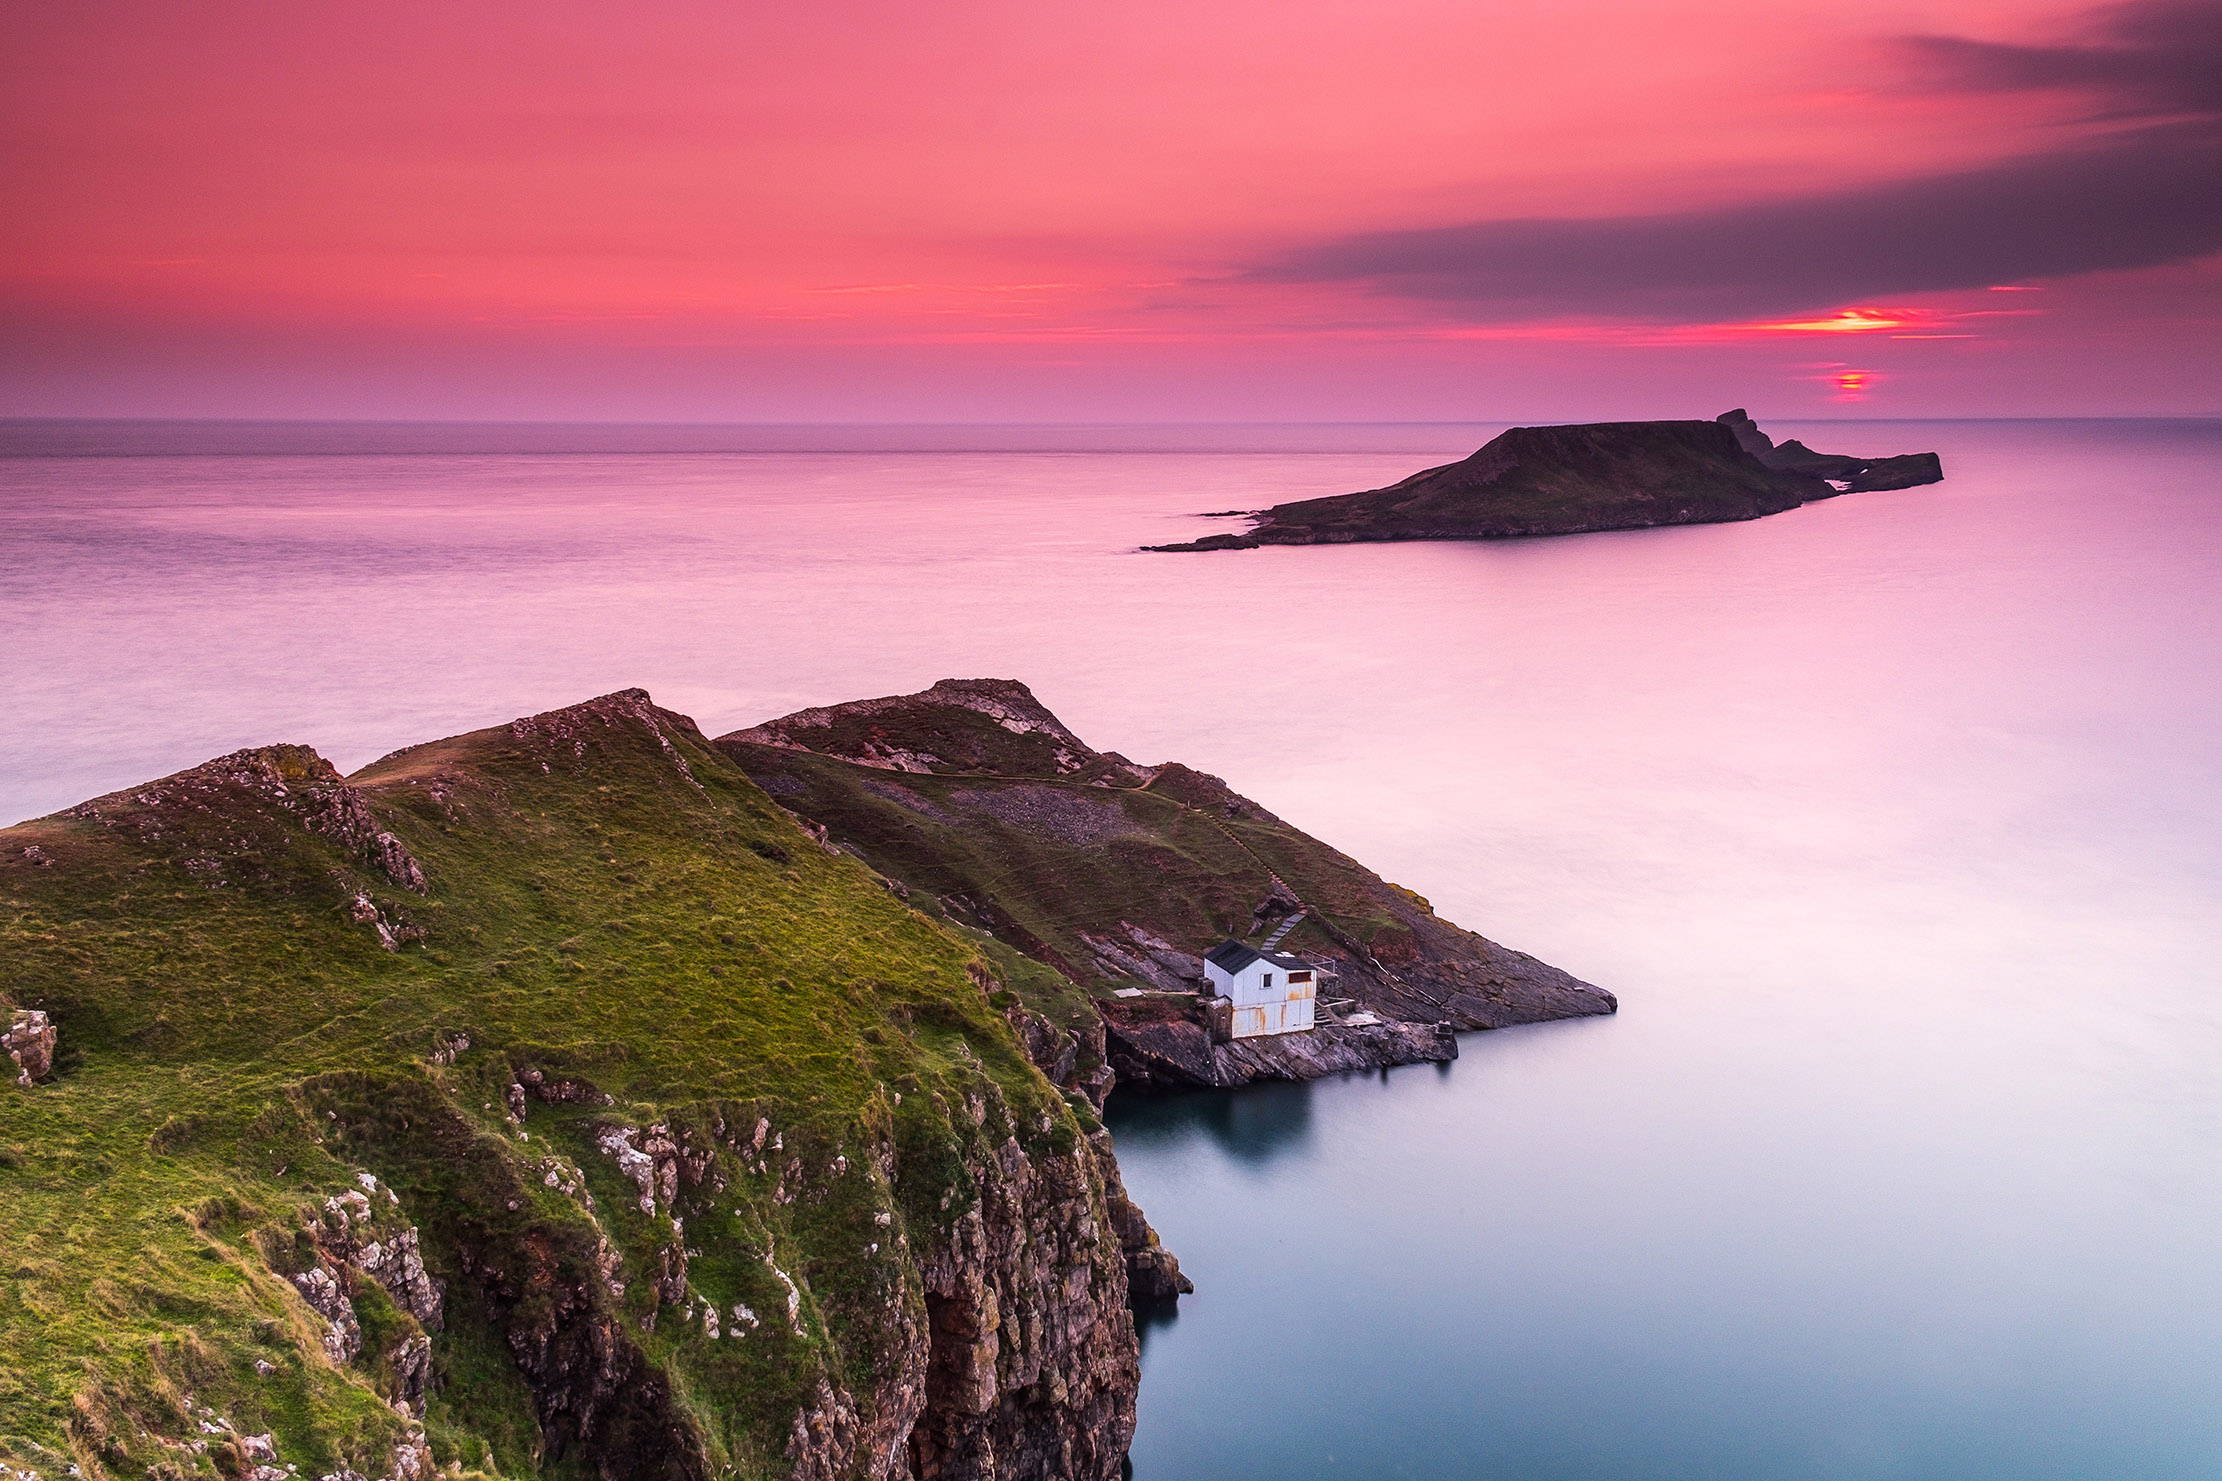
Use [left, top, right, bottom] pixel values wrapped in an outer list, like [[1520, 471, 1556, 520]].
[[4, 418, 2219, 1475]]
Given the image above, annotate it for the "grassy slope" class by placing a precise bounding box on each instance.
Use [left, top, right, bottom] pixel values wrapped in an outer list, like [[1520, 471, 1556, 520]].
[[0, 693, 1094, 1481], [716, 682, 1612, 1036], [719, 739, 1442, 996]]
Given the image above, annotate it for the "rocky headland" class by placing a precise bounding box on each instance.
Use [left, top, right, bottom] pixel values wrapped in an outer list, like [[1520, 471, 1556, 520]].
[[1, 680, 1608, 1481], [3, 692, 1150, 1481], [717, 678, 1614, 1095], [1146, 410, 1943, 550]]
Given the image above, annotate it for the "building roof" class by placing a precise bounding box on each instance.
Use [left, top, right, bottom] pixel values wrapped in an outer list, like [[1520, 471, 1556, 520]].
[[1205, 939, 1312, 973], [1205, 939, 1258, 973]]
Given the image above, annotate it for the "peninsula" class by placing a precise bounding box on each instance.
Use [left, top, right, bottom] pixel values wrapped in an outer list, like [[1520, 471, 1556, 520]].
[[1145, 410, 1943, 550], [718, 679, 1612, 1094], [1, 682, 1607, 1481]]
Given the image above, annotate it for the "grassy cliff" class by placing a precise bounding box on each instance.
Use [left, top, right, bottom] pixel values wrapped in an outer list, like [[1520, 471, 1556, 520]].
[[717, 680, 1613, 1049], [0, 691, 1141, 1481]]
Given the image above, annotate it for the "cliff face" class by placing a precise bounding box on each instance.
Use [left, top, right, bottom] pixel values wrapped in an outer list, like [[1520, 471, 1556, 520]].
[[1715, 409, 1944, 493], [1146, 412, 1941, 550], [716, 680, 1615, 1096], [0, 690, 1143, 1481]]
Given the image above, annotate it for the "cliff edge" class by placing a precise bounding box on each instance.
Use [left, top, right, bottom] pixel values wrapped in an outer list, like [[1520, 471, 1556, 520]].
[[1, 691, 1147, 1481]]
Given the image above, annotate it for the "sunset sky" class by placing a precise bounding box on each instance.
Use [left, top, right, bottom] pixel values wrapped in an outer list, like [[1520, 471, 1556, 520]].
[[3, 0, 2217, 421]]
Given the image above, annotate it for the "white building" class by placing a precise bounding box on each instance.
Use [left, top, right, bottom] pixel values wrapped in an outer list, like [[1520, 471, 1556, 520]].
[[1202, 940, 1317, 1039]]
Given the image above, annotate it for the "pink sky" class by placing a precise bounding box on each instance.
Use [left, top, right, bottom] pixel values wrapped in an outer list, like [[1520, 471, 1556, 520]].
[[2, 0, 2217, 420]]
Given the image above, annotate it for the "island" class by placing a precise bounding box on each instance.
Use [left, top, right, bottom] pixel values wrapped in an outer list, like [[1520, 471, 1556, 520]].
[[1, 681, 1609, 1481], [1145, 409, 1943, 550]]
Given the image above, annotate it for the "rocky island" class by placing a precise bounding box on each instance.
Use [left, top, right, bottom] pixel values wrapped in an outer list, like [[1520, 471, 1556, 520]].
[[1146, 409, 1943, 550], [0, 682, 1608, 1481]]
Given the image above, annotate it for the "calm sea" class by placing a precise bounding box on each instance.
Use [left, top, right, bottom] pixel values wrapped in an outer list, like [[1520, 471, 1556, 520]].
[[5, 419, 2219, 1478]]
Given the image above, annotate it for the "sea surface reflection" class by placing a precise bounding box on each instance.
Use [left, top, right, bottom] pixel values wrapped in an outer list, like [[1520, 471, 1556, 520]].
[[4, 418, 2218, 1477]]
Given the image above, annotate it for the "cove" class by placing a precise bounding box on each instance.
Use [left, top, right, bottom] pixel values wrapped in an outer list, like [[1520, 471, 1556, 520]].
[[1108, 998, 2222, 1480]]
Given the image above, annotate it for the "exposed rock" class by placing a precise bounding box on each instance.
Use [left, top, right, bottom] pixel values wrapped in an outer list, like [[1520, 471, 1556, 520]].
[[285, 1183, 450, 1408], [1100, 995, 1458, 1091], [899, 1130, 1137, 1480], [593, 1121, 711, 1220], [596, 1126, 663, 1215], [390, 1334, 433, 1416], [389, 1437, 434, 1481], [438, 1169, 710, 1481], [786, 1379, 870, 1481], [1002, 1004, 1187, 1305], [310, 1186, 444, 1330], [4, 1008, 56, 1086], [1088, 1131, 1191, 1302], [1147, 412, 1940, 550], [1718, 408, 1945, 493], [287, 1266, 362, 1366], [69, 745, 429, 893], [1001, 999, 1117, 1114], [1078, 927, 1203, 994], [507, 687, 708, 793], [348, 893, 423, 952], [728, 679, 1155, 787]]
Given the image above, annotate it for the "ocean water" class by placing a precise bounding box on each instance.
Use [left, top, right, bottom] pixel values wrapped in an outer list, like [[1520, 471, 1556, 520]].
[[4, 418, 2219, 1477]]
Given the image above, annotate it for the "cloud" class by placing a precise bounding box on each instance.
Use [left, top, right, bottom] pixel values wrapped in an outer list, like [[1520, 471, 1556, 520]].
[[1247, 0, 2222, 323], [1897, 0, 2222, 120]]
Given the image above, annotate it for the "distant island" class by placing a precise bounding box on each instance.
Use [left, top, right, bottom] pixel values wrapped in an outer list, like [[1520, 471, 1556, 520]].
[[1145, 409, 1943, 551]]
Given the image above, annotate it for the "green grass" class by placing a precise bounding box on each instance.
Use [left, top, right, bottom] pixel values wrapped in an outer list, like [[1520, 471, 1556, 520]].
[[0, 695, 1096, 1481], [717, 742, 1426, 995]]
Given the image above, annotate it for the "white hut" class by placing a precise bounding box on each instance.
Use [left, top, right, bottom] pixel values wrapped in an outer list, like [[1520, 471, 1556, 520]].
[[1202, 940, 1316, 1038]]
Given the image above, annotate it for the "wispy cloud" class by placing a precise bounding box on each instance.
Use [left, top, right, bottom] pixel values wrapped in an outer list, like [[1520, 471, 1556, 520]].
[[1896, 0, 2222, 120], [1244, 1, 2222, 324]]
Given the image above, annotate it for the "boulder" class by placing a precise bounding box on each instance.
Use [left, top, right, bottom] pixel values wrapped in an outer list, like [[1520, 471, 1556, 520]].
[[4, 1008, 56, 1086]]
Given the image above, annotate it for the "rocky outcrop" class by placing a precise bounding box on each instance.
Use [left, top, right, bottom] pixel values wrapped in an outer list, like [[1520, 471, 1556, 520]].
[[466, 1225, 703, 1481], [730, 679, 1154, 787], [61, 744, 427, 895], [1099, 995, 1457, 1092], [287, 1265, 364, 1366], [900, 1125, 1139, 1481], [1002, 1001, 1117, 1113], [310, 1181, 446, 1332], [276, 1177, 449, 1416], [1147, 411, 1941, 549], [1718, 409, 1944, 493], [505, 688, 708, 793], [5, 1008, 56, 1086], [1002, 1002, 1188, 1305], [1088, 1132, 1191, 1303]]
